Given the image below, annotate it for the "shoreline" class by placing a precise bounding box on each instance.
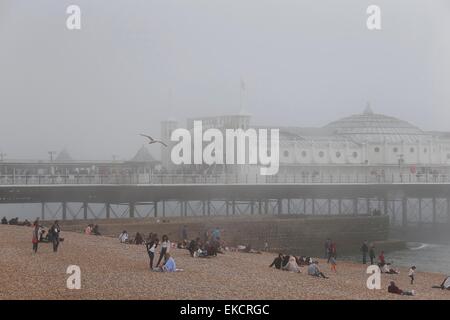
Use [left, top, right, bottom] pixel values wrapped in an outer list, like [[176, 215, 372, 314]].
[[1, 224, 449, 300]]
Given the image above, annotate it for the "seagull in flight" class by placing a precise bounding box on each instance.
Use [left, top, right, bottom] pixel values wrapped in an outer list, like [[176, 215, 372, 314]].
[[139, 134, 168, 147]]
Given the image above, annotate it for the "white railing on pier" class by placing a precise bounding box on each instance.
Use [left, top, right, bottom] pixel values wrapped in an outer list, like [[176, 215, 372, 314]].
[[0, 173, 449, 185]]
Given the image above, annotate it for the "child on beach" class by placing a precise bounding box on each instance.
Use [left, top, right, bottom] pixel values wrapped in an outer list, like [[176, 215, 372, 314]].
[[329, 256, 337, 273], [408, 266, 416, 284]]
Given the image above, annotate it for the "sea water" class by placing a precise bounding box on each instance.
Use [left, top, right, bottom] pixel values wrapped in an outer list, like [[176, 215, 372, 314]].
[[343, 243, 450, 275]]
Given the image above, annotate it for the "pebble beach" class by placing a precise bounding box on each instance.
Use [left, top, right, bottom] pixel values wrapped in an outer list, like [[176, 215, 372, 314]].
[[1, 224, 449, 300]]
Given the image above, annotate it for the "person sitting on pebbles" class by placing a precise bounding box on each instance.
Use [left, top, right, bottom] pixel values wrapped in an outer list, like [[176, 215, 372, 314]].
[[382, 263, 400, 275], [269, 253, 284, 270], [307, 261, 329, 279], [154, 253, 183, 272], [282, 256, 301, 273], [119, 230, 129, 243], [388, 281, 415, 296]]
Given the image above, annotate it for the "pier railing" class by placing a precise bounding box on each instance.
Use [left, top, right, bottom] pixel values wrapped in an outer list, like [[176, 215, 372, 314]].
[[0, 173, 449, 185]]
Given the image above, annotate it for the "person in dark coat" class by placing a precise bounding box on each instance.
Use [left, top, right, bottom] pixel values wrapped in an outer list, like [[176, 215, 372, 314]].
[[269, 253, 284, 270], [361, 240, 369, 264], [50, 221, 61, 252]]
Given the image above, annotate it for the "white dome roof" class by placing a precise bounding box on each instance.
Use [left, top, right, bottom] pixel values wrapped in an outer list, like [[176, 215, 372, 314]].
[[324, 107, 427, 143]]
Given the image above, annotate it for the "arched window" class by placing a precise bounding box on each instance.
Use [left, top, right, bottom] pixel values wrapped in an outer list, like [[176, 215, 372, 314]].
[[374, 147, 380, 153], [318, 151, 325, 158], [335, 151, 341, 158], [283, 150, 289, 157], [352, 152, 358, 158], [301, 151, 307, 157]]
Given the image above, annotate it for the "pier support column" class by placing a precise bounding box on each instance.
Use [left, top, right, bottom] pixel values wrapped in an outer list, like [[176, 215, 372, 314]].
[[154, 201, 158, 218], [432, 197, 437, 227], [447, 198, 450, 224], [264, 200, 269, 214], [287, 199, 290, 215], [226, 201, 229, 216], [62, 202, 67, 221], [418, 198, 422, 227], [383, 198, 388, 215], [353, 198, 358, 215], [41, 203, 45, 221], [328, 199, 331, 215], [251, 200, 255, 215], [129, 202, 135, 218], [202, 201, 206, 216], [162, 201, 166, 217], [180, 201, 183, 217], [338, 198, 342, 215], [277, 199, 282, 215], [83, 202, 88, 220], [105, 203, 111, 219], [312, 199, 315, 215], [402, 197, 407, 228], [232, 200, 236, 215], [258, 201, 262, 215], [207, 200, 211, 216]]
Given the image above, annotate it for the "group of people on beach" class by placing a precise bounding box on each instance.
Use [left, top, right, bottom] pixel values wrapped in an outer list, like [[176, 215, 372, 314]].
[[84, 224, 101, 236], [117, 230, 178, 272], [2, 216, 32, 226], [15, 218, 450, 296], [360, 240, 419, 295], [31, 219, 62, 253], [269, 253, 330, 278]]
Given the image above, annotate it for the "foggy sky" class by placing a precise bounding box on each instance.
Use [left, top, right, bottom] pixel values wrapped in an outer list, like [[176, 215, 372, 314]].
[[0, 0, 449, 161]]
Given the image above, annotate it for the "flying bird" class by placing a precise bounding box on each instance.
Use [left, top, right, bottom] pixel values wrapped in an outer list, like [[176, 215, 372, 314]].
[[139, 134, 168, 147]]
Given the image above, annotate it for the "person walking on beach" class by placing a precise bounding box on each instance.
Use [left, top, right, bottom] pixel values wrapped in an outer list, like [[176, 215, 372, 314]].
[[361, 240, 369, 264], [369, 245, 376, 265], [156, 235, 170, 267], [408, 266, 416, 284], [50, 220, 61, 252], [32, 221, 40, 253], [146, 234, 159, 270]]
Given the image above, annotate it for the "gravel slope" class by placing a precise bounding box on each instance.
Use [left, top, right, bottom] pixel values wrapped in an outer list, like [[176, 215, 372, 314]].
[[1, 225, 449, 300]]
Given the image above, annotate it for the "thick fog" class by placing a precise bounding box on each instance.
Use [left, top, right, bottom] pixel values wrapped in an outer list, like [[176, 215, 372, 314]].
[[0, 0, 449, 161]]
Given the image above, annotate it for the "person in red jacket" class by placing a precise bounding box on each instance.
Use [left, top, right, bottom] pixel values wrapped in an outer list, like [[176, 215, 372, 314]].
[[378, 251, 386, 267]]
